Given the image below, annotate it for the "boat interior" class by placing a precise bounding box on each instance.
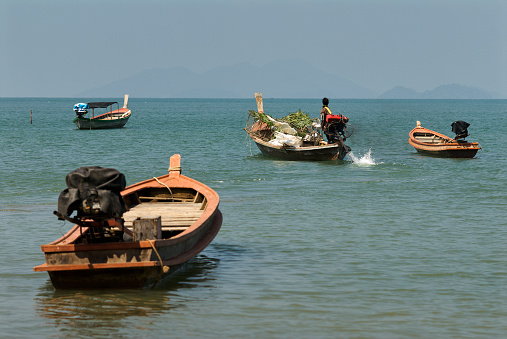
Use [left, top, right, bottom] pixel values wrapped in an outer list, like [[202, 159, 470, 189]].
[[247, 120, 323, 147], [413, 132, 472, 145], [122, 187, 207, 239], [413, 132, 448, 144], [93, 109, 130, 120], [60, 187, 207, 245]]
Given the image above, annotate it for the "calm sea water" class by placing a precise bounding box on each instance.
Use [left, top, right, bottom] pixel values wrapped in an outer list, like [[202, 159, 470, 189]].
[[0, 98, 506, 338]]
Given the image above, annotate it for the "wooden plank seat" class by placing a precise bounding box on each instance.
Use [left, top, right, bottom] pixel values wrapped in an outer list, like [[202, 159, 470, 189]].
[[414, 136, 445, 144], [122, 201, 205, 231]]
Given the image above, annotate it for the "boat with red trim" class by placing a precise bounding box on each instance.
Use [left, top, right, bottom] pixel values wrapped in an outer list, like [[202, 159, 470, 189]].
[[34, 154, 222, 289], [409, 121, 481, 158]]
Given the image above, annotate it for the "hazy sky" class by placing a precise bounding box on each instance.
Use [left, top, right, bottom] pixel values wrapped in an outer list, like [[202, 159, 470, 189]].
[[1, 0, 506, 97]]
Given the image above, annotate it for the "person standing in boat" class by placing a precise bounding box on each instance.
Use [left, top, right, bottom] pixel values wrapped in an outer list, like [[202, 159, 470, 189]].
[[320, 97, 348, 144]]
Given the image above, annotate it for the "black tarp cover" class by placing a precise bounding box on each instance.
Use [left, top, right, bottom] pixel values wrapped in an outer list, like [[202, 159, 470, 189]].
[[451, 121, 470, 137], [57, 166, 126, 218], [87, 102, 118, 109]]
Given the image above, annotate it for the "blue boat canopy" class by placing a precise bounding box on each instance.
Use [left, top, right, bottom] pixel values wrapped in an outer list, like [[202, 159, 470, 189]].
[[73, 103, 89, 113]]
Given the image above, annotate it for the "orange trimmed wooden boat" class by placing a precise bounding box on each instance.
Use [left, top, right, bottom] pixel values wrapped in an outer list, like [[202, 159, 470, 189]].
[[34, 154, 222, 289], [409, 121, 481, 158], [246, 122, 350, 161]]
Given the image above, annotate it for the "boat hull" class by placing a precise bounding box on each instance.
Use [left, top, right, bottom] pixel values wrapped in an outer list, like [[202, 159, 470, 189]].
[[409, 126, 480, 158], [74, 108, 131, 129], [37, 211, 222, 289], [412, 147, 479, 158], [47, 265, 176, 290], [251, 136, 347, 161]]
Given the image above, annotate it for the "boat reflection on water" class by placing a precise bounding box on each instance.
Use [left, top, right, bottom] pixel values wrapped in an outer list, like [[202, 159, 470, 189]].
[[34, 255, 219, 333]]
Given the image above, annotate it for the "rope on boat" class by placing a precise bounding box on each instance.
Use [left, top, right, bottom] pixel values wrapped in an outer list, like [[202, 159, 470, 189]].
[[244, 132, 254, 156], [58, 220, 66, 240], [147, 239, 170, 289], [153, 176, 174, 198], [147, 239, 164, 267]]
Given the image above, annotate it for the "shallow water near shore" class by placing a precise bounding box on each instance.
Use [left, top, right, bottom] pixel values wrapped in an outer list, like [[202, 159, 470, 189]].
[[1, 98, 506, 338]]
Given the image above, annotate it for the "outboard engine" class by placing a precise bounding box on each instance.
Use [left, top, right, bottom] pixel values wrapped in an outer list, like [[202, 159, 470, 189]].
[[327, 122, 345, 142], [55, 166, 126, 243], [325, 120, 352, 157], [57, 166, 126, 220], [451, 121, 470, 140], [325, 115, 353, 144], [73, 103, 89, 116]]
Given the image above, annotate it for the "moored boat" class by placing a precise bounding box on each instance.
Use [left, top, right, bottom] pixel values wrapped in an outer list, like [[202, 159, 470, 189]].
[[33, 154, 222, 289], [245, 93, 352, 161], [73, 94, 131, 129], [409, 121, 481, 158]]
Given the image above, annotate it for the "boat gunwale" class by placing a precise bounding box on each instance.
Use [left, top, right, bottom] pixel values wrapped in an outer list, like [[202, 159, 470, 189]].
[[34, 260, 160, 272]]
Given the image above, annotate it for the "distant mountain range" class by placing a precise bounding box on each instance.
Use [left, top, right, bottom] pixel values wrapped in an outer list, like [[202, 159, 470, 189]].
[[76, 60, 376, 99], [75, 60, 496, 99]]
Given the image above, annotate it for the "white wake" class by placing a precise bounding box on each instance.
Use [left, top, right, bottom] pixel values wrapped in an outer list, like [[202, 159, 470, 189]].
[[348, 149, 378, 165]]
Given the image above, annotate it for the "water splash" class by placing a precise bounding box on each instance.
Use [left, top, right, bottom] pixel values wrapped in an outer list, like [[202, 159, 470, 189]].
[[348, 149, 378, 165]]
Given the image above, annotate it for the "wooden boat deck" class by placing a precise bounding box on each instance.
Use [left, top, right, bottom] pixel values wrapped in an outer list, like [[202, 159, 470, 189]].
[[123, 201, 205, 231], [413, 133, 447, 144]]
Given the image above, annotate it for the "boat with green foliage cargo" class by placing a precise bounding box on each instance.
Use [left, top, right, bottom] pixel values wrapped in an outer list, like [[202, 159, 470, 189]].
[[73, 94, 131, 129], [245, 93, 352, 161]]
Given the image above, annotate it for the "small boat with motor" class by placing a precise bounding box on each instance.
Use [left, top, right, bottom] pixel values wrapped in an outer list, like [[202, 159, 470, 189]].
[[409, 120, 481, 158], [33, 154, 222, 289], [73, 94, 131, 129], [244, 93, 352, 161]]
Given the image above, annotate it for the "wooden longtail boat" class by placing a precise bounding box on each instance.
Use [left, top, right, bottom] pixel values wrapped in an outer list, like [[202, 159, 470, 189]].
[[409, 121, 481, 158], [245, 93, 351, 161], [73, 94, 131, 129], [246, 124, 349, 161], [33, 154, 222, 289]]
